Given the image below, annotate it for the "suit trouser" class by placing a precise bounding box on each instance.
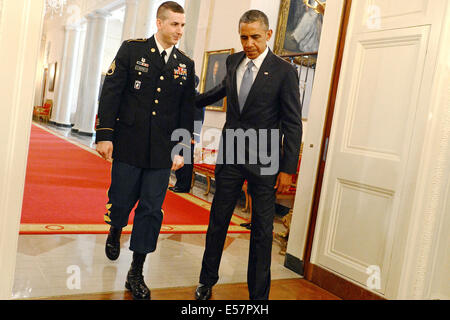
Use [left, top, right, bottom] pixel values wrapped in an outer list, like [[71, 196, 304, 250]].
[[199, 164, 277, 300], [105, 160, 171, 254], [174, 143, 195, 190]]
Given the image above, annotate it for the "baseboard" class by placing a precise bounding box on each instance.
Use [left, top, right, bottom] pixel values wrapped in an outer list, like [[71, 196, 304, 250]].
[[308, 264, 385, 300], [284, 253, 304, 276], [77, 131, 94, 137], [49, 121, 73, 128]]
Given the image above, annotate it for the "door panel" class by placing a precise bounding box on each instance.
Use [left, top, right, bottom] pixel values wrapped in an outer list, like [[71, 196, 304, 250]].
[[310, 0, 443, 297]]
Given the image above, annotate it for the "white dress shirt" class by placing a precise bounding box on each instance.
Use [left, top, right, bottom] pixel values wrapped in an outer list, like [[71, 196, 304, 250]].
[[236, 46, 269, 96], [155, 36, 174, 64]]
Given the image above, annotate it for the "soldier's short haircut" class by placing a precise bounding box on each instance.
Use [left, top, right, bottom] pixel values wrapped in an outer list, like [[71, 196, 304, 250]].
[[157, 1, 185, 20], [239, 10, 270, 31]]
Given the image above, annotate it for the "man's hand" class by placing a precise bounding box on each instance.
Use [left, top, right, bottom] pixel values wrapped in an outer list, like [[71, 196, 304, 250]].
[[96, 141, 113, 161], [274, 172, 293, 194], [171, 155, 185, 171]]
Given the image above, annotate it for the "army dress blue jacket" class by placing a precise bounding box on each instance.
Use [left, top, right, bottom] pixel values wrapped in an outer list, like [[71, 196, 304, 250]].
[[96, 36, 195, 169]]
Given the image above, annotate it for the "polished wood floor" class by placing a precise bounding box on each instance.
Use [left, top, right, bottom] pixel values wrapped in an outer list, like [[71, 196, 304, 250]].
[[37, 278, 340, 300]]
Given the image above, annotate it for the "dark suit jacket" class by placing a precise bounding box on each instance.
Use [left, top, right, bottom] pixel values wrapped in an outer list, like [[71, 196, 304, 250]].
[[196, 49, 302, 177], [96, 36, 195, 169]]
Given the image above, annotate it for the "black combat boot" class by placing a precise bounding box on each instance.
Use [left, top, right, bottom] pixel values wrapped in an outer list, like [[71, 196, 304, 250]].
[[105, 226, 122, 261], [125, 252, 151, 300]]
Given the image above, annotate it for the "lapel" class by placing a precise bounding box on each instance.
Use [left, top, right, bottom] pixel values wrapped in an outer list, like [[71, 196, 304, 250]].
[[146, 36, 182, 78], [146, 36, 164, 71], [230, 52, 246, 115], [240, 49, 276, 115], [164, 48, 179, 75]]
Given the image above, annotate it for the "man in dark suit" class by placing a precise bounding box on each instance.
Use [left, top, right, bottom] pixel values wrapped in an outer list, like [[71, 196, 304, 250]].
[[194, 10, 302, 300], [95, 1, 195, 300]]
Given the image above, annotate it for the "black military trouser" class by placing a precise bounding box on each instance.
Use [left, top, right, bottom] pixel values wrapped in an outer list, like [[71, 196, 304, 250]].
[[106, 161, 171, 254], [199, 164, 277, 300]]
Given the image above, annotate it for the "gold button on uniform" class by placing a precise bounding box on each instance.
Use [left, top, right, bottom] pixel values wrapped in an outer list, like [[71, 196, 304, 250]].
[[155, 100, 159, 104]]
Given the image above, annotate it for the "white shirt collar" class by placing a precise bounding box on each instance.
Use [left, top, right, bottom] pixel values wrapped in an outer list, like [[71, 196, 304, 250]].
[[242, 46, 270, 70], [154, 35, 174, 58]]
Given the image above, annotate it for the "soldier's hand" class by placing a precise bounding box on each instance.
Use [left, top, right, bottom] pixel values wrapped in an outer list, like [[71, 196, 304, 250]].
[[275, 172, 292, 194], [96, 141, 113, 161], [171, 155, 185, 171]]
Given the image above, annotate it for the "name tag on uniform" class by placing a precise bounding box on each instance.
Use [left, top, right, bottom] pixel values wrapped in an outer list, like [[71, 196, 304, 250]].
[[135, 65, 149, 73], [134, 80, 142, 90]]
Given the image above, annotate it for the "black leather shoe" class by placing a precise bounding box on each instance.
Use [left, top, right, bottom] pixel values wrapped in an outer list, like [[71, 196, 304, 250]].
[[169, 186, 190, 193], [105, 226, 122, 261], [125, 252, 151, 300], [195, 284, 212, 300]]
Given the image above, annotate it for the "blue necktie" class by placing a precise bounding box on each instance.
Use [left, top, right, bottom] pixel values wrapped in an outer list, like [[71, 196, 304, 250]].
[[238, 60, 255, 112]]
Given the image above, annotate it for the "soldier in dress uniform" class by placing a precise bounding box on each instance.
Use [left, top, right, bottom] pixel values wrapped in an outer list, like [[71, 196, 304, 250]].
[[95, 1, 195, 300]]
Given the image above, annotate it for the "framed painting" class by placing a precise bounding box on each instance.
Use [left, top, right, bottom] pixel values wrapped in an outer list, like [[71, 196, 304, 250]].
[[199, 48, 234, 112], [274, 0, 326, 55]]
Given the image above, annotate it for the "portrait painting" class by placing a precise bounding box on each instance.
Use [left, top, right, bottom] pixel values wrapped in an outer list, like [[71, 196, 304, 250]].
[[199, 49, 234, 112], [274, 0, 326, 55]]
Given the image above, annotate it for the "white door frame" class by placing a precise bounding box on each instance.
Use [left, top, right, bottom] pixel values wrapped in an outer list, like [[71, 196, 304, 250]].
[[0, 0, 45, 299]]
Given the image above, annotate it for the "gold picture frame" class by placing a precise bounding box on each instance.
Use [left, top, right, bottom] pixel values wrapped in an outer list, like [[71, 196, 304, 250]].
[[274, 0, 325, 55], [199, 48, 234, 112]]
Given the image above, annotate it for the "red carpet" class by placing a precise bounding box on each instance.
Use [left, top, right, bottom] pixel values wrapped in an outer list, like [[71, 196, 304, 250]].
[[20, 124, 249, 234]]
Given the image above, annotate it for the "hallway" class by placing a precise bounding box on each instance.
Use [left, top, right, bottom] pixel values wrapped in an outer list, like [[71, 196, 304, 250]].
[[12, 122, 305, 300], [37, 279, 340, 300]]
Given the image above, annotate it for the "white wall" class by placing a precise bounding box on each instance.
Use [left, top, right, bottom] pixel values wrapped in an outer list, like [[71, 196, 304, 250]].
[[0, 0, 45, 299], [41, 23, 65, 105], [103, 17, 124, 73]]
